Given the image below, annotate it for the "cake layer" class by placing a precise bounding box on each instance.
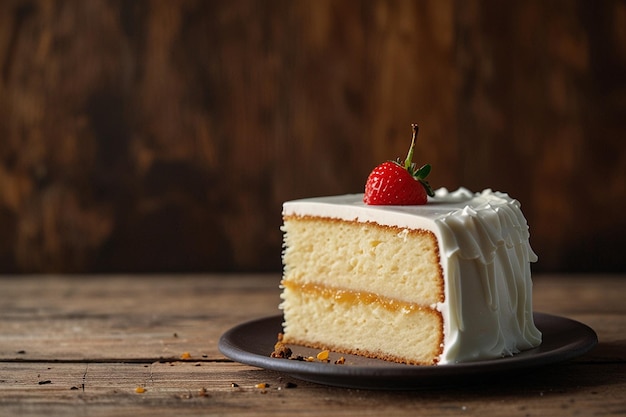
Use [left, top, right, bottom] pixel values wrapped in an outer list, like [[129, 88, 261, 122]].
[[280, 283, 443, 365], [282, 216, 443, 307]]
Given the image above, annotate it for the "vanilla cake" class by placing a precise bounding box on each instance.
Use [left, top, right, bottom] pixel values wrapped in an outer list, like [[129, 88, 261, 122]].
[[279, 187, 542, 365]]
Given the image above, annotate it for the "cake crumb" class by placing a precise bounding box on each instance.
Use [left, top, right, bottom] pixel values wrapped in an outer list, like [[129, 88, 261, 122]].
[[270, 340, 292, 359], [180, 352, 191, 360], [135, 387, 146, 394], [255, 383, 269, 389], [316, 350, 330, 361], [334, 356, 346, 365]]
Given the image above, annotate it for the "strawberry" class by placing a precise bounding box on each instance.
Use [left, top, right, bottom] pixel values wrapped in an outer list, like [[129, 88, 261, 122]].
[[364, 124, 434, 205]]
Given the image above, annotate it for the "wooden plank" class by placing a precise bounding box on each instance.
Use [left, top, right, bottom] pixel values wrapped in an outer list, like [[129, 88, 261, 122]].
[[0, 361, 624, 416], [0, 275, 623, 362], [0, 275, 281, 361], [0, 312, 620, 363], [2, 274, 622, 316], [0, 274, 624, 416]]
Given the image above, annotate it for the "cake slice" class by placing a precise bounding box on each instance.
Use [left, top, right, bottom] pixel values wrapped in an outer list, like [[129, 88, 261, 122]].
[[279, 187, 542, 365]]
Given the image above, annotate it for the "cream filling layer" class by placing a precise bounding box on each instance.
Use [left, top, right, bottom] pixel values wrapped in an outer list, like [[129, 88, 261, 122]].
[[281, 280, 434, 314]]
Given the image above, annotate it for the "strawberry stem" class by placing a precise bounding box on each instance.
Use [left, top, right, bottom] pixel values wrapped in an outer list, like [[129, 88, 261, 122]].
[[404, 124, 419, 170]]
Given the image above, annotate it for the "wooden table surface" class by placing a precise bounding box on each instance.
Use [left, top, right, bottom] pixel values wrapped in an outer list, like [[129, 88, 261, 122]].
[[0, 274, 624, 416]]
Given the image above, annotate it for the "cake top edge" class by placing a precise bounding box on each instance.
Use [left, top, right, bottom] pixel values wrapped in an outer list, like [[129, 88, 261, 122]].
[[283, 187, 520, 220]]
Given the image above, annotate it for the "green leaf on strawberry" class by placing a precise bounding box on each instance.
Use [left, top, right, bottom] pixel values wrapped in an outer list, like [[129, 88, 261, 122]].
[[364, 124, 435, 205]]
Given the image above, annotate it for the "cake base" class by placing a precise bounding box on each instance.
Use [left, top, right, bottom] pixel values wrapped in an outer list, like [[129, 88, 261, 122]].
[[281, 282, 443, 365]]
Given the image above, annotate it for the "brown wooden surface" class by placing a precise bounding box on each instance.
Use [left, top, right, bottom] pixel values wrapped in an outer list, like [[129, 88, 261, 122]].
[[0, 273, 624, 416], [0, 1, 625, 274]]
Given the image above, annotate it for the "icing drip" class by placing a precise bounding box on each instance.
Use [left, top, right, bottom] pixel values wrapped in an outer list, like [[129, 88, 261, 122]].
[[436, 189, 541, 362]]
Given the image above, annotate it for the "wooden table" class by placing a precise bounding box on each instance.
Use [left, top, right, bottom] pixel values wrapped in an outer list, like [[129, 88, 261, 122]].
[[0, 274, 624, 416]]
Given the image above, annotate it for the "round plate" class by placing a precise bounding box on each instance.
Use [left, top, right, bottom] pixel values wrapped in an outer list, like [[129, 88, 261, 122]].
[[218, 313, 597, 390]]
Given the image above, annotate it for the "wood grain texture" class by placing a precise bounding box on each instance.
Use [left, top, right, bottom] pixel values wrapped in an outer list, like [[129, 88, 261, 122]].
[[0, 274, 623, 361], [0, 274, 624, 416], [0, 0, 624, 273], [0, 361, 624, 417], [0, 274, 281, 361]]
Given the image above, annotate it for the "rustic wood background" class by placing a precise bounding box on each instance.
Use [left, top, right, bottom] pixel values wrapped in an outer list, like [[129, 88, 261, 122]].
[[0, 0, 624, 274]]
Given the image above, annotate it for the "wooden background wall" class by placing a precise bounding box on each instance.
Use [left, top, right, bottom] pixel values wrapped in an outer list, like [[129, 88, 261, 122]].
[[0, 0, 624, 274]]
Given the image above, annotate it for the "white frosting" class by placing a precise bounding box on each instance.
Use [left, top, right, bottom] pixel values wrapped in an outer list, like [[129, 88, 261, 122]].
[[282, 187, 542, 364]]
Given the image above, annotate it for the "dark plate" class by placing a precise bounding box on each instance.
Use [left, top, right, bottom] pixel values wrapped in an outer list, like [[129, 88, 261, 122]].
[[218, 313, 597, 390]]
